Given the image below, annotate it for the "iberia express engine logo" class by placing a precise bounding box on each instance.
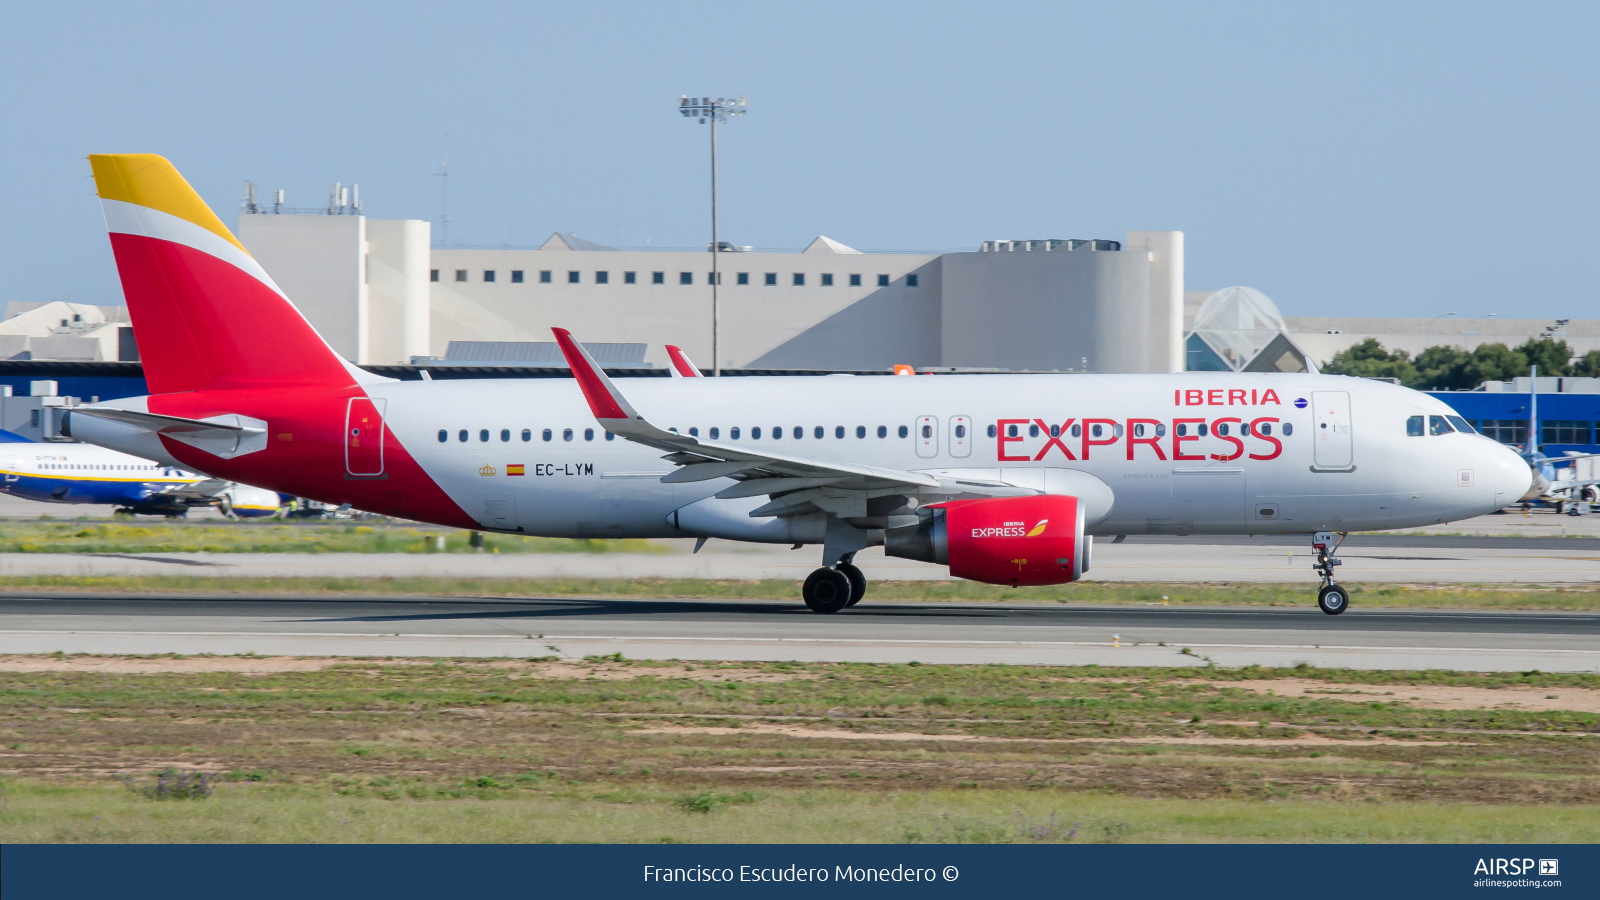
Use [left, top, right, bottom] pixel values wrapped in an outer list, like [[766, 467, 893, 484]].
[[972, 519, 1049, 538]]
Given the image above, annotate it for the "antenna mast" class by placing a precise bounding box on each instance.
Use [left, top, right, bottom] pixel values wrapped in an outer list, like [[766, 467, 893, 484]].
[[435, 135, 451, 247]]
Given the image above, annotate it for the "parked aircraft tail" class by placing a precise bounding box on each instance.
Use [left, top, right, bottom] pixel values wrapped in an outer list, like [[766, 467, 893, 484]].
[[87, 154, 380, 394]]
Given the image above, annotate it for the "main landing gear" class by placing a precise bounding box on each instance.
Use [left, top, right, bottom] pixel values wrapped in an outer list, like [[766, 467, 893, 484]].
[[1311, 530, 1349, 615], [802, 553, 868, 614]]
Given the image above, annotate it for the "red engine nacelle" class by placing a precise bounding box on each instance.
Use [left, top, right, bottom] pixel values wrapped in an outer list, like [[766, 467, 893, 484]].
[[883, 494, 1090, 586]]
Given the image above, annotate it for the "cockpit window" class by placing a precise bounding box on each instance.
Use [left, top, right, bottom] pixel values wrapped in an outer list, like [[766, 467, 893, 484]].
[[1406, 415, 1424, 437], [1429, 415, 1454, 435], [1446, 415, 1475, 434]]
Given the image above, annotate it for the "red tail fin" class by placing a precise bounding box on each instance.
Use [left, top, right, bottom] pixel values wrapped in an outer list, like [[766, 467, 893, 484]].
[[88, 154, 375, 394]]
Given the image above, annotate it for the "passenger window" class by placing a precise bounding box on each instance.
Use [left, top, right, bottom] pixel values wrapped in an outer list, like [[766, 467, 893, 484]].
[[751, 427, 761, 439], [1429, 415, 1454, 435], [898, 425, 909, 438], [1406, 415, 1425, 437], [458, 429, 468, 442], [1215, 423, 1227, 437], [857, 426, 866, 438], [1260, 423, 1272, 436], [1049, 424, 1060, 438], [732, 427, 741, 439], [479, 429, 490, 442], [1176, 424, 1186, 436], [1113, 424, 1123, 438], [1133, 423, 1144, 438], [835, 426, 844, 439], [1447, 416, 1475, 434], [1241, 422, 1251, 436], [1007, 424, 1018, 438], [605, 432, 615, 441], [501, 429, 510, 442], [563, 428, 573, 441], [522, 429, 531, 441], [986, 424, 996, 438], [794, 427, 803, 439], [584, 428, 594, 441], [1156, 423, 1166, 437], [1092, 423, 1103, 438], [774, 426, 783, 439], [1283, 423, 1294, 436], [542, 429, 552, 441], [921, 424, 932, 438], [710, 427, 720, 439], [688, 427, 699, 437], [1070, 424, 1081, 438], [437, 430, 447, 443], [955, 424, 966, 438], [814, 426, 824, 439], [1198, 424, 1209, 437], [1028, 424, 1039, 438], [878, 426, 888, 438]]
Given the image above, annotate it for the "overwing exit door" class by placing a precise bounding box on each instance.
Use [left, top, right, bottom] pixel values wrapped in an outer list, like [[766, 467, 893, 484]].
[[1311, 391, 1353, 469], [345, 397, 386, 476], [915, 416, 939, 458]]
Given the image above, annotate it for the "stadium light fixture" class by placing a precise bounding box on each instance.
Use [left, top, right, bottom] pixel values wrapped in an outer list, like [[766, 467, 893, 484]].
[[678, 94, 747, 375]]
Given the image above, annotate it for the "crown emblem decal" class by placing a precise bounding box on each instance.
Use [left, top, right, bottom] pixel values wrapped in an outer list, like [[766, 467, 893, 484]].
[[479, 465, 497, 476]]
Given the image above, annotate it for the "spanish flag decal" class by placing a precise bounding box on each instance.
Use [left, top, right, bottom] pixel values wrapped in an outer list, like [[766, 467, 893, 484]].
[[507, 464, 525, 476], [1026, 519, 1049, 537]]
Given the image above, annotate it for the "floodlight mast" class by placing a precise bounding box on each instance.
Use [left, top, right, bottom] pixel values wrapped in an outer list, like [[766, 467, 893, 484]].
[[679, 94, 746, 375]]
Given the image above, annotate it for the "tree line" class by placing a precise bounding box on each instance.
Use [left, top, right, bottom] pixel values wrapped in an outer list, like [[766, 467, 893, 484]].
[[1321, 338, 1600, 391]]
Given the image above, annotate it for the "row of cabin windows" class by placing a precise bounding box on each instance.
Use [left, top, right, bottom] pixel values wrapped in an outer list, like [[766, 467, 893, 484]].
[[438, 428, 616, 443], [437, 425, 916, 443], [43, 462, 165, 471], [435, 421, 1299, 446], [991, 421, 1290, 439], [429, 270, 916, 287]]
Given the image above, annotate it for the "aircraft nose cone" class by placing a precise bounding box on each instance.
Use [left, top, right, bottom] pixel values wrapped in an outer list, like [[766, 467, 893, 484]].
[[1492, 443, 1534, 505]]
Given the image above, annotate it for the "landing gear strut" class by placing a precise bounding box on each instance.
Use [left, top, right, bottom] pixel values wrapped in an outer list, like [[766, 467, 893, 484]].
[[1312, 530, 1349, 615]]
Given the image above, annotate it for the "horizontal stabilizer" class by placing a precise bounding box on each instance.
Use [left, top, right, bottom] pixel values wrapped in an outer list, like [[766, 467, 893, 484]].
[[70, 407, 268, 459]]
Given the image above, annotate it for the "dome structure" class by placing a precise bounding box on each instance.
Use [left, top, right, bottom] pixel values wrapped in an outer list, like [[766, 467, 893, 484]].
[[1185, 286, 1313, 373]]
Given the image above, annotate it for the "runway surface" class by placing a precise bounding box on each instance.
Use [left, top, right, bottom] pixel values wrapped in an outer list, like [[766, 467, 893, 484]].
[[1, 592, 1594, 672], [3, 532, 1597, 584]]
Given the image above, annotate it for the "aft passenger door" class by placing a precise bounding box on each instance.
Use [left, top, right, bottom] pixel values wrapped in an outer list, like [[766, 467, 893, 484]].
[[1311, 391, 1353, 470], [345, 398, 386, 476], [915, 416, 939, 458]]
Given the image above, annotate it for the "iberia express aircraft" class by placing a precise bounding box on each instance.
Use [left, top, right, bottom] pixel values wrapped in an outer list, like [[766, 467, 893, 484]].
[[66, 155, 1531, 615]]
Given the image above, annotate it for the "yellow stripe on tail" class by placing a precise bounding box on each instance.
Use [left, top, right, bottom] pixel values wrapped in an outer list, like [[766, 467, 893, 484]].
[[88, 154, 250, 256]]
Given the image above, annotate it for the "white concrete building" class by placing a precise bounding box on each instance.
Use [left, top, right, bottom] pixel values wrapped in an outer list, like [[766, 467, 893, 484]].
[[235, 207, 1187, 373]]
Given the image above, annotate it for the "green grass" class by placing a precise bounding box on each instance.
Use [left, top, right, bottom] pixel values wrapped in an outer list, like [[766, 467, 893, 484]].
[[0, 658, 1594, 842], [0, 575, 1594, 609], [0, 521, 662, 555], [2, 782, 1592, 844]]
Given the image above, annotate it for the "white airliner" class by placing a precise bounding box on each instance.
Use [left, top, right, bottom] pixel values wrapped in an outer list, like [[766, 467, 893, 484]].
[[65, 154, 1531, 615], [0, 431, 279, 518]]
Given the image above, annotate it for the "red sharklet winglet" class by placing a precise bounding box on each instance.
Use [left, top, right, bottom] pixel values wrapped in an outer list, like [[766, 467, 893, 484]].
[[665, 345, 703, 378], [552, 328, 635, 423]]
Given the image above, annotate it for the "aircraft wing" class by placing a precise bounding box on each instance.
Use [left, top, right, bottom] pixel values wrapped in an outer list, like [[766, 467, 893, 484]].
[[157, 478, 234, 500], [553, 328, 1026, 518]]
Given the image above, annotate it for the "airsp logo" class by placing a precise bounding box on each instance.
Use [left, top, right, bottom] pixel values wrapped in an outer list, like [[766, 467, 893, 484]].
[[1473, 858, 1547, 876]]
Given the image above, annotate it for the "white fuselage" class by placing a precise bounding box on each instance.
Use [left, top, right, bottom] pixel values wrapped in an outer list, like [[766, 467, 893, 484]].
[[349, 372, 1527, 539]]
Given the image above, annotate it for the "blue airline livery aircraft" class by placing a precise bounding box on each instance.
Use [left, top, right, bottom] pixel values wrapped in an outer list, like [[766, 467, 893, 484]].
[[0, 430, 279, 518]]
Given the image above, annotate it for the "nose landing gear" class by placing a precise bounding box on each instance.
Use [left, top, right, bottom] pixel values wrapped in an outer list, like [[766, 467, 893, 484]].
[[1312, 530, 1349, 615]]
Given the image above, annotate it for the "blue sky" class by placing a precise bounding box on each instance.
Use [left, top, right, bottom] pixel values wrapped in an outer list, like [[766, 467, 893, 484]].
[[2, 1, 1595, 320]]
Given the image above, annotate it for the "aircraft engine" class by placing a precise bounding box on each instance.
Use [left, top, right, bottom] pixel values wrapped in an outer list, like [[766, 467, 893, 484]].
[[883, 494, 1089, 586]]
